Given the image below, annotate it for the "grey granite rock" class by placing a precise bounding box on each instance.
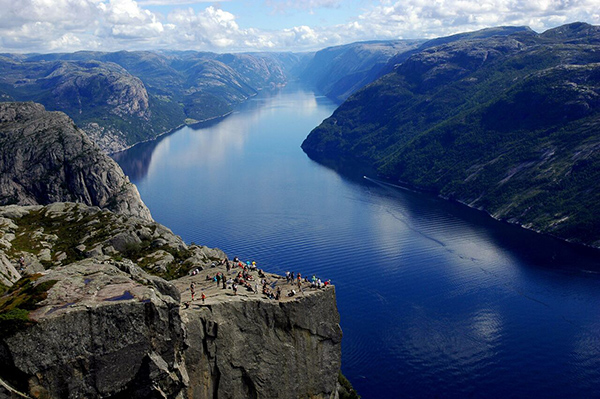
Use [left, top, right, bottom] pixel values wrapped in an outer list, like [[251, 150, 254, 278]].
[[1, 259, 186, 399], [0, 102, 152, 220], [181, 288, 342, 399]]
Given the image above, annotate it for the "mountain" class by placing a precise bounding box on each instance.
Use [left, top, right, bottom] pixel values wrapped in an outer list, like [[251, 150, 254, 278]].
[[377, 26, 533, 76], [0, 102, 151, 220], [302, 22, 600, 247], [299, 40, 423, 102], [299, 27, 531, 103], [0, 51, 306, 152]]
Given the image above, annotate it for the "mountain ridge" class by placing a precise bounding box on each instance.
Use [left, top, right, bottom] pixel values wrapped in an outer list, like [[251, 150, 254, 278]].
[[0, 51, 307, 153]]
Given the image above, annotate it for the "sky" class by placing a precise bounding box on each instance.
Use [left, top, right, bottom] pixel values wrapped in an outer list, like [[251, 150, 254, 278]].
[[0, 0, 599, 54]]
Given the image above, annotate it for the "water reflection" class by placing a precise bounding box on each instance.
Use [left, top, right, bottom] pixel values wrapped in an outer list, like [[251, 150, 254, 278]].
[[111, 116, 227, 181]]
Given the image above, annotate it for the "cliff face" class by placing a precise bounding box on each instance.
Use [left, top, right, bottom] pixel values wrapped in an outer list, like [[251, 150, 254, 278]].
[[0, 203, 342, 398], [181, 287, 341, 399], [0, 102, 152, 221]]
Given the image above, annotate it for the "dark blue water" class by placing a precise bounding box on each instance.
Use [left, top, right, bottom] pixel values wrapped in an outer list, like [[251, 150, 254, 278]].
[[113, 85, 600, 399]]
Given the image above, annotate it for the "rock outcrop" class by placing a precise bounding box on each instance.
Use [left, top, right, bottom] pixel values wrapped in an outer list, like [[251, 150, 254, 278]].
[[0, 203, 342, 398], [0, 202, 223, 285], [0, 102, 152, 220], [0, 259, 187, 399], [177, 269, 342, 399]]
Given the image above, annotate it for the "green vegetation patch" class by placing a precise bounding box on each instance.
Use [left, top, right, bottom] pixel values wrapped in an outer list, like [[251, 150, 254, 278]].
[[303, 31, 600, 246], [8, 206, 117, 267], [0, 274, 57, 338], [338, 372, 360, 399], [125, 243, 195, 280], [6, 204, 210, 280]]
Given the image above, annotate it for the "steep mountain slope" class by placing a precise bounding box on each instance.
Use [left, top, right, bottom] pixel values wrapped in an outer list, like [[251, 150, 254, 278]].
[[0, 102, 152, 220], [303, 22, 600, 247], [300, 40, 423, 102]]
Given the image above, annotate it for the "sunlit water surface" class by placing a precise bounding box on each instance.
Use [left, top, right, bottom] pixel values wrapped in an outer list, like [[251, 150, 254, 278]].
[[114, 85, 600, 399]]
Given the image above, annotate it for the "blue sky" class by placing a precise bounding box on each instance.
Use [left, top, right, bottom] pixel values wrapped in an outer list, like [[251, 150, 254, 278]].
[[144, 1, 365, 30], [1, 0, 599, 53]]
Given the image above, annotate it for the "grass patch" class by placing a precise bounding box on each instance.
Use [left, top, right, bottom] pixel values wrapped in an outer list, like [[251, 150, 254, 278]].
[[8, 206, 117, 267], [338, 372, 360, 399], [0, 274, 57, 338]]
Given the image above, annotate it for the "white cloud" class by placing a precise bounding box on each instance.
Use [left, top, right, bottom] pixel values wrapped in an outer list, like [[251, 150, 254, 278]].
[[0, 0, 599, 53], [137, 0, 219, 4], [265, 0, 342, 13], [48, 32, 83, 50], [166, 6, 243, 47], [98, 0, 165, 39], [0, 0, 97, 29], [356, 0, 600, 39]]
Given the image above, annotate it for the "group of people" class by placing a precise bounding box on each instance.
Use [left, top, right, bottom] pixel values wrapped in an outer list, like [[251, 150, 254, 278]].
[[285, 271, 331, 290], [184, 256, 332, 305]]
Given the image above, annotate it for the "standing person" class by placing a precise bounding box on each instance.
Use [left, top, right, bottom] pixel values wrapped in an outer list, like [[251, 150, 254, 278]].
[[226, 258, 231, 272], [190, 282, 196, 301], [233, 283, 238, 296], [201, 292, 206, 304], [285, 271, 290, 283]]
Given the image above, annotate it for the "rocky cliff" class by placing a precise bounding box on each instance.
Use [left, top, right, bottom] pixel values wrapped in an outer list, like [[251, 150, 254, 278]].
[[0, 203, 342, 399], [179, 277, 341, 399], [0, 102, 151, 220]]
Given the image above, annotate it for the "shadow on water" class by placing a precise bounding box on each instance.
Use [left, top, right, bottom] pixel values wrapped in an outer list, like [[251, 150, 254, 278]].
[[111, 115, 231, 181], [311, 153, 600, 274]]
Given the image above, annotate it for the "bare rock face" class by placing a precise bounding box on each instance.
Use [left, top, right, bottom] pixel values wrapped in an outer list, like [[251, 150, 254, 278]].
[[182, 289, 342, 399], [0, 102, 152, 220]]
